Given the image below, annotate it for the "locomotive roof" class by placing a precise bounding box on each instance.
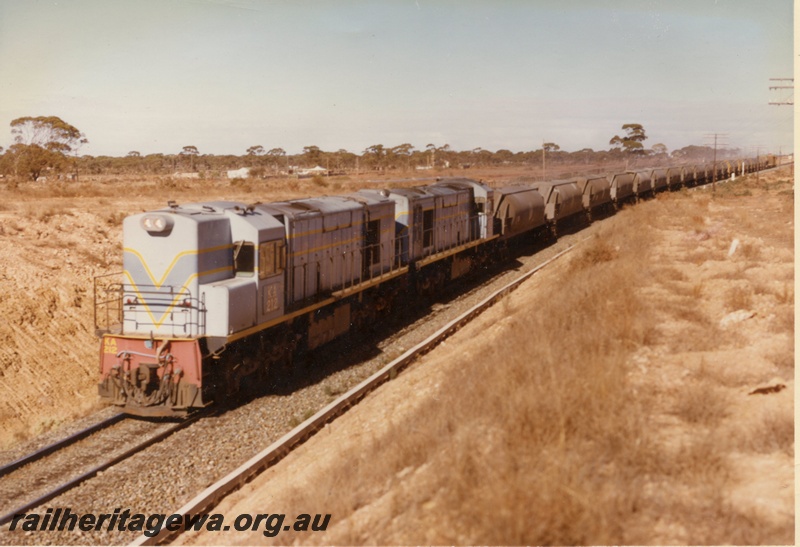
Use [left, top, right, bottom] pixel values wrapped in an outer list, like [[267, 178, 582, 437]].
[[148, 200, 285, 230], [340, 191, 394, 206], [259, 194, 362, 218]]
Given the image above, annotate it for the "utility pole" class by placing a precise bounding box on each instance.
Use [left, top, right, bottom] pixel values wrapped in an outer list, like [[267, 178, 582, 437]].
[[712, 134, 718, 192], [768, 79, 793, 178], [704, 133, 729, 192], [757, 148, 760, 184], [750, 145, 764, 185], [542, 139, 546, 180]]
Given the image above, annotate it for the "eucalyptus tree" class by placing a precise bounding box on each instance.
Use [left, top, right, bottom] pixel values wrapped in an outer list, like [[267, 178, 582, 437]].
[[302, 145, 323, 167], [179, 145, 199, 170], [9, 116, 88, 180], [609, 123, 648, 155], [11, 116, 88, 153], [389, 143, 414, 169], [363, 144, 386, 170]]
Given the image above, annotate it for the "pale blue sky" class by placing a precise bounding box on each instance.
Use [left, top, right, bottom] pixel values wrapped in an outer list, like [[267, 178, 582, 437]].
[[0, 0, 793, 156]]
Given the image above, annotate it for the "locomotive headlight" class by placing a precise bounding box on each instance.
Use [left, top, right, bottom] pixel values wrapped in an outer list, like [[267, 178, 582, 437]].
[[141, 214, 174, 233]]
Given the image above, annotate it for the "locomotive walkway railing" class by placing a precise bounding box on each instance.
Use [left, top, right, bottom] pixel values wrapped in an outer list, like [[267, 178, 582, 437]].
[[94, 272, 124, 335], [93, 273, 206, 337]]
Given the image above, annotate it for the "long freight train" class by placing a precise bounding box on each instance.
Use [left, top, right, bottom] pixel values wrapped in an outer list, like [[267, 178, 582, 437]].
[[95, 157, 774, 416]]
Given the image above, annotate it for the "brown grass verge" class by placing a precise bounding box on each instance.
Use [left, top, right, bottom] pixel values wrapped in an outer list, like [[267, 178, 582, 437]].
[[242, 170, 793, 545]]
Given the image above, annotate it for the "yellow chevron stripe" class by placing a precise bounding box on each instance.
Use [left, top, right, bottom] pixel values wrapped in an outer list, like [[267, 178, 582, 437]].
[[123, 265, 232, 328], [123, 243, 232, 288]]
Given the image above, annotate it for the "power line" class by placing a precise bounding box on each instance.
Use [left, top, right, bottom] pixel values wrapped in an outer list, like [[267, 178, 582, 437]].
[[769, 78, 793, 105]]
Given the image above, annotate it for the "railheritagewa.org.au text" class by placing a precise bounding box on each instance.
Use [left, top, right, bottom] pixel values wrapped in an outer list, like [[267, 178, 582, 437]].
[[8, 508, 331, 538]]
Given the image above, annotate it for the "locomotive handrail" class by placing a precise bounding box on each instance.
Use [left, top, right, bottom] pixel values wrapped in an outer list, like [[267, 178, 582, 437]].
[[94, 271, 209, 338], [117, 283, 207, 337], [93, 271, 124, 336]]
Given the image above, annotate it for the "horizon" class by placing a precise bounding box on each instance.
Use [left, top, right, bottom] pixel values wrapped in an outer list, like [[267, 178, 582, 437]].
[[0, 0, 793, 157], [60, 140, 762, 159]]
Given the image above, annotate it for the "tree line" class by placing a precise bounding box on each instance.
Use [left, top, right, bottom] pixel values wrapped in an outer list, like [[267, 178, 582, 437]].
[[0, 117, 741, 182]]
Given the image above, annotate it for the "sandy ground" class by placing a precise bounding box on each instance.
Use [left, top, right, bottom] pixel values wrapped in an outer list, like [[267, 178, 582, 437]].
[[176, 168, 794, 545]]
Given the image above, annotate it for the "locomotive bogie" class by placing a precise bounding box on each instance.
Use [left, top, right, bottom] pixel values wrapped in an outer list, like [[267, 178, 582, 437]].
[[308, 302, 352, 350]]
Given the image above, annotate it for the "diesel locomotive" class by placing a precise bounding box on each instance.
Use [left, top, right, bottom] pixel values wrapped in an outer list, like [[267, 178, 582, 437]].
[[95, 157, 773, 416]]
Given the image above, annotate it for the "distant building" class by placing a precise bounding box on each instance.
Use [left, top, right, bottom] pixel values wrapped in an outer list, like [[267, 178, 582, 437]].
[[226, 167, 250, 179], [297, 166, 329, 177]]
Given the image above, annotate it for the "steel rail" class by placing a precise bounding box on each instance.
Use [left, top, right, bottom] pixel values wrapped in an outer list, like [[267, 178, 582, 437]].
[[130, 241, 584, 546], [0, 413, 125, 479], [0, 412, 207, 527]]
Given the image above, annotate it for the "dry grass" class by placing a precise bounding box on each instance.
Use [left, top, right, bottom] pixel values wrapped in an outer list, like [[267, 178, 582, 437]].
[[724, 284, 754, 311], [730, 409, 794, 456], [672, 382, 730, 426], [569, 233, 618, 270], [257, 172, 794, 545]]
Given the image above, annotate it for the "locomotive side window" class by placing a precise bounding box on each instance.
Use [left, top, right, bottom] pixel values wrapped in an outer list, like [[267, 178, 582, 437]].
[[234, 241, 255, 277], [365, 220, 380, 266], [260, 243, 274, 279], [259, 240, 286, 279], [422, 209, 434, 248]]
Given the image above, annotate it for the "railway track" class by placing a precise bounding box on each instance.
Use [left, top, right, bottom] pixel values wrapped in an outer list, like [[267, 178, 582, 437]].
[[131, 240, 583, 546], [0, 413, 124, 479], [0, 412, 206, 527]]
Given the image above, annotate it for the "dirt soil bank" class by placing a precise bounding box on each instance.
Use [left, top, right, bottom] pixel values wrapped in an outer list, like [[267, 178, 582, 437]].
[[178, 167, 794, 545]]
